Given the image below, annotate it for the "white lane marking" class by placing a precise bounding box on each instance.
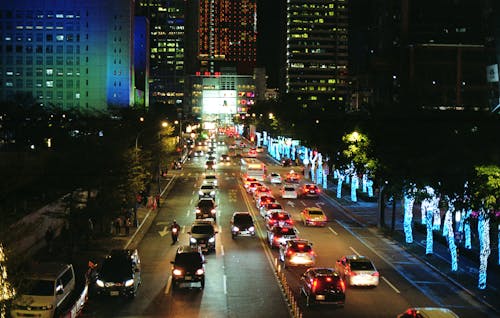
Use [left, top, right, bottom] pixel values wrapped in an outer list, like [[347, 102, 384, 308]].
[[300, 200, 306, 206], [223, 274, 227, 295], [221, 245, 225, 256], [190, 198, 194, 205], [349, 246, 361, 256], [186, 209, 190, 217], [181, 225, 185, 233], [382, 276, 401, 294], [165, 276, 172, 294], [328, 226, 338, 235]]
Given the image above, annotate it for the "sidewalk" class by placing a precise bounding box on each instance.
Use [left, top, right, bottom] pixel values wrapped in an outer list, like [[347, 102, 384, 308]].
[[321, 177, 500, 315]]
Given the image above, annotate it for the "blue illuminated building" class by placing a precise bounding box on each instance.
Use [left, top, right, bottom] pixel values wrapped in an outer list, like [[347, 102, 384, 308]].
[[0, 0, 148, 111]]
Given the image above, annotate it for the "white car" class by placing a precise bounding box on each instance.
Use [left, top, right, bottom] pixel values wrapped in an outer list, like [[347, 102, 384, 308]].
[[203, 174, 218, 187], [281, 184, 298, 199], [268, 172, 282, 184], [335, 255, 379, 287], [259, 202, 284, 218]]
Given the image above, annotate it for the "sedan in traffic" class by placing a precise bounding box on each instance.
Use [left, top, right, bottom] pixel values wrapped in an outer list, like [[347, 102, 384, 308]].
[[300, 207, 327, 227], [335, 255, 379, 287]]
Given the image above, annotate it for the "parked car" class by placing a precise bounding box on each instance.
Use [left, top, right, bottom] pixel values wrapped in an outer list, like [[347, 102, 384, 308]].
[[335, 255, 379, 287], [230, 212, 256, 238], [279, 239, 316, 268], [300, 267, 345, 307], [171, 245, 206, 290], [281, 184, 298, 199], [300, 207, 327, 226], [188, 220, 218, 253], [94, 249, 141, 298]]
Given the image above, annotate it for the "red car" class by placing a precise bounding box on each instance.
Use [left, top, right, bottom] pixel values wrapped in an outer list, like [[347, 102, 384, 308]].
[[299, 184, 320, 198]]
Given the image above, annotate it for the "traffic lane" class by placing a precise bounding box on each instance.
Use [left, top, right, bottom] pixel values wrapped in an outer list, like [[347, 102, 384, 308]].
[[216, 172, 291, 318]]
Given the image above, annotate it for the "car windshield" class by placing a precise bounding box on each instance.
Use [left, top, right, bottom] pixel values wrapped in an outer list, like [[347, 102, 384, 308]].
[[20, 279, 54, 296], [284, 187, 295, 191], [234, 214, 253, 224], [205, 176, 216, 180], [350, 260, 375, 271], [100, 257, 133, 281], [175, 253, 203, 266], [201, 185, 214, 190], [191, 225, 214, 235], [270, 213, 290, 220]]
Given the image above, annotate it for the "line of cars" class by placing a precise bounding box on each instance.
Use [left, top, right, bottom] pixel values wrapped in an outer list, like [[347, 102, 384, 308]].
[[246, 169, 381, 308]]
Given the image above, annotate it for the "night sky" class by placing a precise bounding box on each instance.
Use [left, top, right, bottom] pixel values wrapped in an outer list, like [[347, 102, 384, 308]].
[[257, 0, 283, 88]]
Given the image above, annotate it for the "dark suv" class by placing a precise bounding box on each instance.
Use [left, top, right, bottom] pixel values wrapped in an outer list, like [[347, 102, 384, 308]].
[[94, 249, 141, 298], [230, 212, 256, 238], [171, 245, 206, 290], [300, 267, 345, 307], [188, 220, 218, 253], [195, 198, 217, 221]]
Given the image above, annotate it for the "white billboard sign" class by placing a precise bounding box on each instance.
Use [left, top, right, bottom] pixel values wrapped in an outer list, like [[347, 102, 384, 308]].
[[202, 90, 237, 114]]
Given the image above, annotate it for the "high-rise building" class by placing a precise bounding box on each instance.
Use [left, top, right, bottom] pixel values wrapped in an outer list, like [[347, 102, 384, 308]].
[[136, 0, 186, 108], [285, 0, 349, 111], [0, 0, 142, 111], [197, 0, 257, 75], [350, 0, 497, 112]]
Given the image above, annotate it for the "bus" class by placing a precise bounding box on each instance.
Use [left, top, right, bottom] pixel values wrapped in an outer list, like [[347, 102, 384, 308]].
[[240, 158, 266, 181]]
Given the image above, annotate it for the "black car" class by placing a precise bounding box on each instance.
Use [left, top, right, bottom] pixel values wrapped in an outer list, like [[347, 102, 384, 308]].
[[188, 220, 218, 253], [94, 249, 141, 298], [300, 267, 345, 307], [195, 198, 217, 221], [230, 212, 256, 238], [171, 245, 206, 290]]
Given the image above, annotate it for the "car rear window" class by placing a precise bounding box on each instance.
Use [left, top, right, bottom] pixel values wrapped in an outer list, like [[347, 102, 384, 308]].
[[270, 213, 290, 220], [309, 210, 323, 215], [175, 252, 203, 265], [316, 276, 342, 290], [350, 260, 375, 271], [275, 227, 295, 235], [291, 243, 312, 252], [234, 214, 253, 223], [285, 187, 295, 191], [267, 203, 282, 210], [198, 200, 214, 208]]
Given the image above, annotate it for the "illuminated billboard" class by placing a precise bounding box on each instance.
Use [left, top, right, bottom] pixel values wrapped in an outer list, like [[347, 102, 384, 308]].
[[202, 90, 237, 114]]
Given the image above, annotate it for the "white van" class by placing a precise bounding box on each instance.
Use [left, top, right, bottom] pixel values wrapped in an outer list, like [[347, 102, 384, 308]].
[[11, 263, 75, 318]]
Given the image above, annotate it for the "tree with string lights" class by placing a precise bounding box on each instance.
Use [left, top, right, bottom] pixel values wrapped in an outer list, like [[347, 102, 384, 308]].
[[0, 243, 15, 317]]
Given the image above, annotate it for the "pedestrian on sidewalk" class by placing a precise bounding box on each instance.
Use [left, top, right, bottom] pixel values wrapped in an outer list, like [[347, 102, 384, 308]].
[[45, 226, 55, 253], [124, 217, 131, 235], [114, 217, 122, 236]]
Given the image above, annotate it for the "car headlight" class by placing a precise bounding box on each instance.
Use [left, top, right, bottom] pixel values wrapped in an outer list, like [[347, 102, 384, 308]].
[[199, 191, 204, 196], [125, 279, 134, 287], [190, 237, 197, 243], [208, 237, 215, 243], [96, 279, 105, 287], [210, 191, 215, 196], [173, 269, 182, 276], [233, 226, 239, 232], [248, 226, 255, 232], [195, 268, 204, 275]]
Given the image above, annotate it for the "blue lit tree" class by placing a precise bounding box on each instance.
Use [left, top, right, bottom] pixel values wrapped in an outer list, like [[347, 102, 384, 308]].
[[443, 197, 458, 271], [468, 165, 500, 290], [402, 184, 416, 244]]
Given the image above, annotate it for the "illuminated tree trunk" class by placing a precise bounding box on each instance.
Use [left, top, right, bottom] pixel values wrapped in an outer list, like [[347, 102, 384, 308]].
[[351, 174, 358, 202], [0, 243, 16, 317], [478, 211, 490, 290], [426, 207, 434, 255], [403, 192, 415, 244], [336, 174, 344, 199], [444, 200, 458, 271], [464, 209, 472, 249]]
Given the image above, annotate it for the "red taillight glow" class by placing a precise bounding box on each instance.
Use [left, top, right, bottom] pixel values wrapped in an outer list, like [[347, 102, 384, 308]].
[[312, 279, 318, 293], [287, 250, 294, 256], [372, 271, 380, 277], [326, 277, 332, 282], [340, 280, 346, 292]]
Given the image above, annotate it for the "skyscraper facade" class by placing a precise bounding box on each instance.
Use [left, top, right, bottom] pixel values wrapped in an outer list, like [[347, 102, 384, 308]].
[[198, 0, 257, 74], [0, 0, 140, 111], [285, 0, 349, 111], [136, 0, 186, 108]]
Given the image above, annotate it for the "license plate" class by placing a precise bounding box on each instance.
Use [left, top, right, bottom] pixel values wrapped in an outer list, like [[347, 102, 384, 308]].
[[310, 191, 315, 194], [200, 244, 206, 247], [110, 291, 119, 296], [185, 276, 192, 281]]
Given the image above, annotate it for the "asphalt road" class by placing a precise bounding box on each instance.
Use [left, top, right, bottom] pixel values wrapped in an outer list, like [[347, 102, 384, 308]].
[[81, 142, 496, 317]]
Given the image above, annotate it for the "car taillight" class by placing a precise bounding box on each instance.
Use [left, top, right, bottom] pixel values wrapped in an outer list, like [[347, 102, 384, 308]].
[[211, 209, 216, 214], [195, 208, 201, 213], [173, 269, 182, 276], [312, 279, 318, 293], [286, 250, 294, 256], [274, 236, 280, 242], [339, 280, 346, 292], [309, 251, 315, 256], [372, 271, 379, 277]]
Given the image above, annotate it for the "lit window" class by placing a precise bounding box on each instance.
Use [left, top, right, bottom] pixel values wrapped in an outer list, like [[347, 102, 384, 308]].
[[46, 80, 54, 87], [46, 69, 53, 75]]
